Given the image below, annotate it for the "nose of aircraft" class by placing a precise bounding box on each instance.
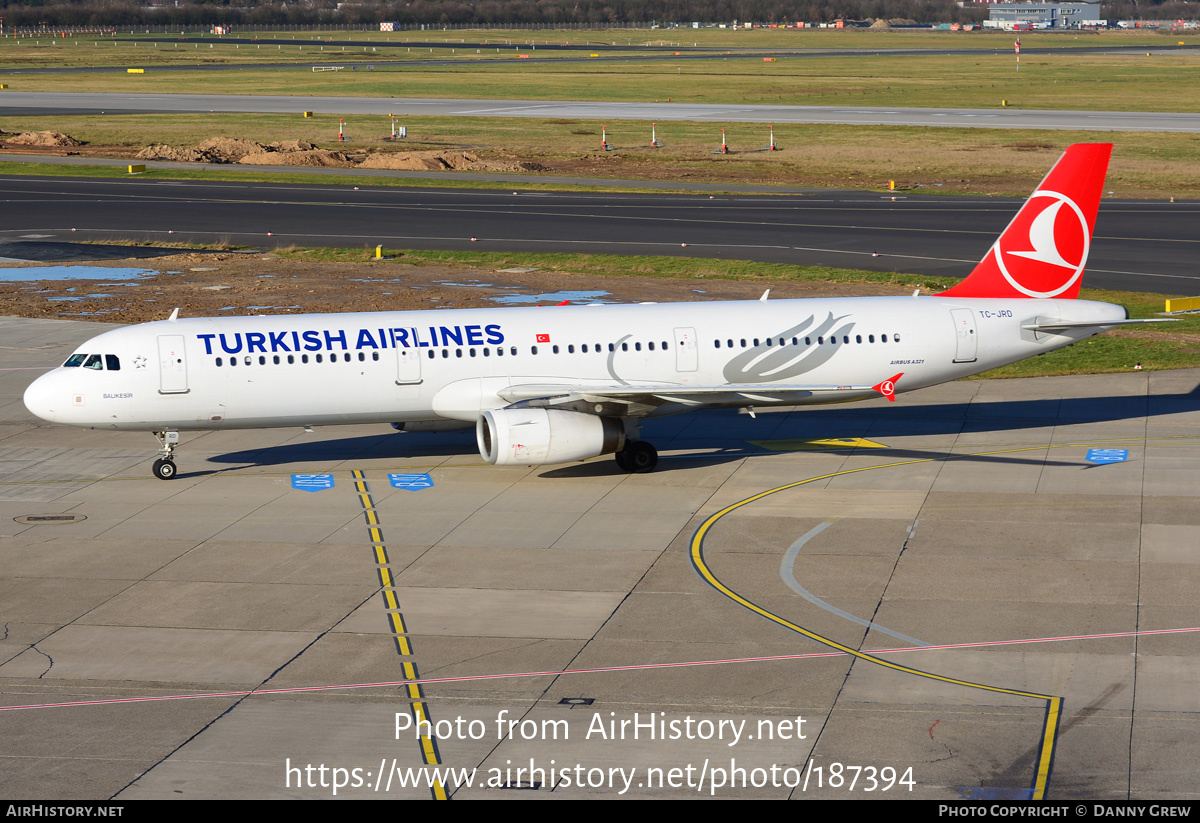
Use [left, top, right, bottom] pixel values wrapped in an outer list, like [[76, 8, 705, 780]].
[[23, 371, 61, 423]]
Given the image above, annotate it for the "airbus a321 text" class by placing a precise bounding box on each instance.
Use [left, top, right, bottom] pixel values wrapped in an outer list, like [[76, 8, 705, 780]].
[[23, 144, 1163, 479]]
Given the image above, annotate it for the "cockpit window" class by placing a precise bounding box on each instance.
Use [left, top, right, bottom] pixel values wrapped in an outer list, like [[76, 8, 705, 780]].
[[105, 355, 121, 371], [83, 354, 103, 370], [63, 354, 87, 368]]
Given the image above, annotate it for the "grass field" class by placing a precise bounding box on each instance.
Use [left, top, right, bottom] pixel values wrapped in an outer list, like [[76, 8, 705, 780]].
[[7, 50, 1200, 113], [3, 114, 1199, 197], [3, 26, 1192, 62]]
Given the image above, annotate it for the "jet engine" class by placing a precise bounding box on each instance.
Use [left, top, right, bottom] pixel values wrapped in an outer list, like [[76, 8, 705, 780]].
[[477, 408, 625, 466]]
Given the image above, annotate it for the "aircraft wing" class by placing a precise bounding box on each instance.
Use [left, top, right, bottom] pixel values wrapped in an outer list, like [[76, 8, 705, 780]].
[[497, 380, 892, 416]]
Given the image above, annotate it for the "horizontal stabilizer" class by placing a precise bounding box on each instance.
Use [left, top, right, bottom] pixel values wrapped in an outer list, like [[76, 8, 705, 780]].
[[1021, 318, 1176, 331]]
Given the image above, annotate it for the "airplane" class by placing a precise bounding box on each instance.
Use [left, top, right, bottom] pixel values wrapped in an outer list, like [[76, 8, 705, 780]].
[[22, 143, 1166, 479]]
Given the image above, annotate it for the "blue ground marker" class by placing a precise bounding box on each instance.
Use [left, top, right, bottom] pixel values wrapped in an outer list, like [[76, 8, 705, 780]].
[[389, 473, 434, 491], [1086, 448, 1128, 465], [291, 473, 335, 492]]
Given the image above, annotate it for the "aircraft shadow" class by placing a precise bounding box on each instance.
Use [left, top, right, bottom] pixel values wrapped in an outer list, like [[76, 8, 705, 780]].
[[206, 381, 1199, 473]]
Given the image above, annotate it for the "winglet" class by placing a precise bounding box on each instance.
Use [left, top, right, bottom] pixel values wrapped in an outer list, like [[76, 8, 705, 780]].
[[167, 308, 180, 322], [873, 373, 903, 402], [937, 143, 1111, 300]]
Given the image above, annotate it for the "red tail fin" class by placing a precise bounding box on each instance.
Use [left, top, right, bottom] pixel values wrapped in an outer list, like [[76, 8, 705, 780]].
[[937, 143, 1111, 300]]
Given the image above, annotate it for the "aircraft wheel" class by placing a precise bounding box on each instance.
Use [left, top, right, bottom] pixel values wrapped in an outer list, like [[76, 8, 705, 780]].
[[152, 458, 177, 481], [614, 449, 632, 471], [621, 441, 658, 473]]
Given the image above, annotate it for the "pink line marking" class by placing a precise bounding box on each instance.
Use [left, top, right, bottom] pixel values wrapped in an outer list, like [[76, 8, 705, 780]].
[[4, 625, 1195, 713]]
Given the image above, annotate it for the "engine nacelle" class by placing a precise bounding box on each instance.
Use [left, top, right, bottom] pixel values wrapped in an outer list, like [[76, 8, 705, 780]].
[[477, 408, 625, 466]]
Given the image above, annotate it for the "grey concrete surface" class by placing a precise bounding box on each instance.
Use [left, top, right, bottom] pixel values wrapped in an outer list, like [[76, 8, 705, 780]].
[[7, 92, 1200, 133], [1, 315, 1199, 800]]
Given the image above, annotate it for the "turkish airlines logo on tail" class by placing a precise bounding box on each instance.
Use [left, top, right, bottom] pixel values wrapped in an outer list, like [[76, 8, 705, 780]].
[[994, 190, 1090, 298]]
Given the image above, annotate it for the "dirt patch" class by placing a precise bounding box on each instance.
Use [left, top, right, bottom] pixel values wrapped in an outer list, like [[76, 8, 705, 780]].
[[197, 136, 269, 162], [124, 137, 550, 174], [4, 130, 82, 148], [136, 144, 214, 163], [0, 253, 914, 326], [357, 150, 547, 173], [239, 149, 352, 167]]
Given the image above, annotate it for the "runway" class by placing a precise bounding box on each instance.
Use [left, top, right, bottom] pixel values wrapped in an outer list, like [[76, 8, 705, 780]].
[[0, 175, 1196, 293], [5, 91, 1200, 132], [2, 315, 1199, 799]]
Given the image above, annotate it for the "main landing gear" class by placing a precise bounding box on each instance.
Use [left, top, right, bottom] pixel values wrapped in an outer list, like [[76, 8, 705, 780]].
[[615, 440, 658, 473], [151, 430, 180, 480]]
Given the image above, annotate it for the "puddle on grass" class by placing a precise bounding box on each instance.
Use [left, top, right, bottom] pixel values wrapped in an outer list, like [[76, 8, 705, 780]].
[[490, 290, 613, 305], [0, 266, 155, 282], [46, 294, 116, 302]]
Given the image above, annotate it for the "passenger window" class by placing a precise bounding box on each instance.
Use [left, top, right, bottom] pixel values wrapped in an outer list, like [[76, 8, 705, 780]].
[[869, 335, 875, 343], [496, 347, 504, 357], [230, 358, 238, 367], [483, 348, 490, 357], [372, 352, 379, 361], [301, 354, 309, 363], [621, 343, 629, 352], [316, 354, 323, 363], [511, 347, 518, 356], [288, 354, 295, 364], [84, 354, 103, 370], [753, 338, 760, 346], [582, 344, 589, 353], [63, 354, 87, 368], [427, 350, 435, 359], [216, 357, 223, 367], [553, 345, 560, 354], [740, 339, 746, 348], [805, 337, 811, 346], [568, 345, 575, 354], [244, 356, 252, 365], [634, 342, 641, 351], [895, 334, 901, 342], [274, 355, 281, 364], [105, 355, 121, 371], [456, 349, 464, 358], [648, 342, 655, 351], [259, 356, 266, 365], [531, 346, 538, 355], [881, 335, 888, 343]]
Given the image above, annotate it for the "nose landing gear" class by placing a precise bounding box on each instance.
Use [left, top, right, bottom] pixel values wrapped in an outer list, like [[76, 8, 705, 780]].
[[151, 430, 180, 480]]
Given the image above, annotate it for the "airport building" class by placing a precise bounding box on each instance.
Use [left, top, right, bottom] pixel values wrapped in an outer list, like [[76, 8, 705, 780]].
[[984, 2, 1102, 28]]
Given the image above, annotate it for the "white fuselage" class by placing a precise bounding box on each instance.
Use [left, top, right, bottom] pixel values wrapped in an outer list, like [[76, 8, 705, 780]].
[[23, 295, 1126, 432]]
